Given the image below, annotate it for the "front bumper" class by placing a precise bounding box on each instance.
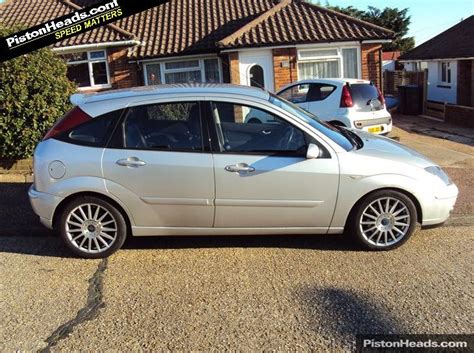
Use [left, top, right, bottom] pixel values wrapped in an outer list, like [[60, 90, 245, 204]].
[[28, 185, 63, 229], [420, 183, 459, 226]]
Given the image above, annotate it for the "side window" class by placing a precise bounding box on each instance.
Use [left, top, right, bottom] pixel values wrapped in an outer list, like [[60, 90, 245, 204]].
[[62, 110, 122, 147], [306, 84, 337, 102], [211, 102, 307, 156], [122, 102, 203, 151], [279, 84, 310, 103]]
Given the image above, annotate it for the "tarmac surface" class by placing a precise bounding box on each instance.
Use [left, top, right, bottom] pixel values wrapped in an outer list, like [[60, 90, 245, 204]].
[[1, 115, 472, 351]]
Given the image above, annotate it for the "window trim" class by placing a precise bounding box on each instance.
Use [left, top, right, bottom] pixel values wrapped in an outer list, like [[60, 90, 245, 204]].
[[64, 50, 111, 90], [143, 56, 223, 85], [297, 46, 361, 79]]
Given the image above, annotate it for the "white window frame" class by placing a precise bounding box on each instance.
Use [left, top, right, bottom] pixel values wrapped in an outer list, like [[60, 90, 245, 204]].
[[439, 61, 452, 86], [64, 50, 111, 90], [297, 45, 361, 80], [143, 56, 223, 85]]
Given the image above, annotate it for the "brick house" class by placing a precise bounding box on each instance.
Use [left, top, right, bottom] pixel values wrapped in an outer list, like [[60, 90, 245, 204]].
[[1, 0, 393, 93]]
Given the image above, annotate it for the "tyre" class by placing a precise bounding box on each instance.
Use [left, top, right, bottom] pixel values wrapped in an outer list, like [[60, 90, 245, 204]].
[[349, 190, 417, 250], [58, 196, 127, 258]]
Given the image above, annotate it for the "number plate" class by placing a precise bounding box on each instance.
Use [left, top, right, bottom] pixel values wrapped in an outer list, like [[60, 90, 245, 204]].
[[368, 126, 383, 133]]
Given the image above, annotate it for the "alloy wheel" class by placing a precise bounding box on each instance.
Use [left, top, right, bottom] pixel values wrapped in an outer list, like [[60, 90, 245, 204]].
[[65, 203, 118, 254], [359, 197, 411, 247]]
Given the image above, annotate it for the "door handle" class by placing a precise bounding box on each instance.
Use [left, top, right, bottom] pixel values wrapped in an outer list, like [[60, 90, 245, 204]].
[[225, 163, 255, 173], [116, 157, 146, 168]]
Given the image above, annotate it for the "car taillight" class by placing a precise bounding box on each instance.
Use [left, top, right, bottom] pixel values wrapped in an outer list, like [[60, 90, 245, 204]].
[[43, 107, 91, 140], [340, 85, 353, 108], [376, 86, 385, 106]]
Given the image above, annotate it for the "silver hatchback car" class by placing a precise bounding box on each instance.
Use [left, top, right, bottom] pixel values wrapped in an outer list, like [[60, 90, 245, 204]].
[[29, 84, 458, 258]]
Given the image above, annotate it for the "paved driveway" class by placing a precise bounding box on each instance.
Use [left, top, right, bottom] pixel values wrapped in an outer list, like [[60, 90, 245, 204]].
[[1, 119, 473, 351]]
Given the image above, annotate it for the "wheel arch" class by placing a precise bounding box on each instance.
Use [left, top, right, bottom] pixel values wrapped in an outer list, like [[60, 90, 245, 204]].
[[52, 191, 133, 234], [344, 187, 423, 229]]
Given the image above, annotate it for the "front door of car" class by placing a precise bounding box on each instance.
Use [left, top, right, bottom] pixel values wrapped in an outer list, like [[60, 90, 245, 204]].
[[102, 101, 215, 228], [207, 100, 339, 230]]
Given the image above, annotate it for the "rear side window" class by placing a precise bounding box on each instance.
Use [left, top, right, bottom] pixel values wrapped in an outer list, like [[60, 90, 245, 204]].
[[306, 83, 337, 102], [121, 102, 203, 151], [58, 110, 122, 147], [350, 84, 379, 106]]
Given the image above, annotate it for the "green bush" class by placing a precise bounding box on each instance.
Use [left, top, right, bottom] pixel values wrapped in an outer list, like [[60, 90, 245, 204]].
[[0, 24, 77, 159]]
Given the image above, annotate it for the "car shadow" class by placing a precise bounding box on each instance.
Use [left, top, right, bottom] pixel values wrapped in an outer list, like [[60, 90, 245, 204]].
[[0, 182, 361, 258], [295, 287, 407, 348]]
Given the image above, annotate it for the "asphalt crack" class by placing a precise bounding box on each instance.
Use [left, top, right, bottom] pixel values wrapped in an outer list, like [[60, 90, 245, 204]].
[[38, 258, 108, 353]]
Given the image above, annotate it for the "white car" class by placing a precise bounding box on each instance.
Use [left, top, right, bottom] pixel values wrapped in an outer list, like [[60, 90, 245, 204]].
[[275, 79, 392, 135]]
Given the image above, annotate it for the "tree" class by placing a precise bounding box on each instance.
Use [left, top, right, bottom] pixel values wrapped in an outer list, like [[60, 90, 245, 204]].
[[324, 3, 415, 52], [0, 24, 77, 159]]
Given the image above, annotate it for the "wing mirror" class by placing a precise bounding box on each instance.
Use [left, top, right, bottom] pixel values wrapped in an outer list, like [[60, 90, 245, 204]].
[[306, 143, 321, 159]]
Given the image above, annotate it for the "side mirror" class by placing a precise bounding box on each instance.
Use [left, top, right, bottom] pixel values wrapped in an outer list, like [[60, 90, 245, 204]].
[[306, 143, 321, 159]]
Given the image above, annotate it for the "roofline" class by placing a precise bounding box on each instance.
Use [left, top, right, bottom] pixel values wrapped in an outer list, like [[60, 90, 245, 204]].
[[399, 56, 474, 62], [60, 0, 137, 39], [300, 1, 394, 36], [52, 40, 142, 53], [218, 0, 292, 47], [399, 16, 474, 61]]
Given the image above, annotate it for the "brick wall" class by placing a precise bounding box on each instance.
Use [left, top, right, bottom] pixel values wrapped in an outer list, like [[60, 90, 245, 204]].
[[457, 59, 473, 107], [361, 43, 382, 88], [108, 47, 141, 89], [445, 104, 474, 127], [228, 52, 240, 84], [273, 48, 297, 91]]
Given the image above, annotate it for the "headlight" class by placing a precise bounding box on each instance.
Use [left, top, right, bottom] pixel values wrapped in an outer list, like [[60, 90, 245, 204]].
[[425, 166, 452, 185]]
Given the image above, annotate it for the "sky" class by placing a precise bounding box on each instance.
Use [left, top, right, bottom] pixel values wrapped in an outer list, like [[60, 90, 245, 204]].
[[0, 0, 473, 46], [315, 0, 474, 45]]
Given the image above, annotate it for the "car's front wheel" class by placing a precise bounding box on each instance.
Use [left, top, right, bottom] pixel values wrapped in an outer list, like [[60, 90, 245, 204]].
[[350, 190, 418, 250], [58, 196, 127, 258]]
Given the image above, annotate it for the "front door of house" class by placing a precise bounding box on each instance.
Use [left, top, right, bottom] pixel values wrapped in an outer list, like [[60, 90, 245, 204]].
[[239, 50, 275, 92]]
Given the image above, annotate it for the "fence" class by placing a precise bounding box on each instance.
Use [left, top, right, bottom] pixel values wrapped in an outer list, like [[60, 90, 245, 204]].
[[383, 70, 426, 96]]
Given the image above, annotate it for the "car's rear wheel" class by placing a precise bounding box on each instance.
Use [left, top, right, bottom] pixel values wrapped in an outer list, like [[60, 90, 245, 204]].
[[59, 196, 127, 258], [350, 190, 417, 250]]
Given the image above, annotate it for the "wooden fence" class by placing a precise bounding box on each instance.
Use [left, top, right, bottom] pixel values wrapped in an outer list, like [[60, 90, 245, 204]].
[[383, 70, 426, 96]]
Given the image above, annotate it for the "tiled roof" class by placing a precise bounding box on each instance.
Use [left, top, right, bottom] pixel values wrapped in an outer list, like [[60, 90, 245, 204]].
[[1, 0, 393, 59], [218, 0, 394, 49], [0, 0, 135, 47], [399, 16, 474, 61]]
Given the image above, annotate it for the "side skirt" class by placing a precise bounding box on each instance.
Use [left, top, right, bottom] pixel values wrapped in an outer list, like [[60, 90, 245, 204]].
[[131, 226, 345, 236]]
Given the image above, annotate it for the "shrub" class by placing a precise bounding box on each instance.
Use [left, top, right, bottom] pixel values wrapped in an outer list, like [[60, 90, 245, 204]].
[[0, 24, 77, 159]]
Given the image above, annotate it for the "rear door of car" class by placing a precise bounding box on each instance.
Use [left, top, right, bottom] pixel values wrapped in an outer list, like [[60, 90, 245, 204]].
[[305, 83, 339, 120], [102, 98, 215, 229]]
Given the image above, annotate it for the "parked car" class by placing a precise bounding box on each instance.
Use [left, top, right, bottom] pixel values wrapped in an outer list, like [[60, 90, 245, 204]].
[[276, 79, 392, 135], [29, 84, 457, 258]]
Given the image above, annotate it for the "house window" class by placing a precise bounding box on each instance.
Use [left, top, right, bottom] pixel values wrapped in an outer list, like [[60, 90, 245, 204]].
[[297, 47, 360, 80], [144, 58, 222, 85], [439, 61, 452, 85], [62, 50, 110, 89]]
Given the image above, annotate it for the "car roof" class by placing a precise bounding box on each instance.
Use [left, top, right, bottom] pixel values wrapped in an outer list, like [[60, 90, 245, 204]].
[[277, 78, 371, 92], [71, 83, 270, 106]]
